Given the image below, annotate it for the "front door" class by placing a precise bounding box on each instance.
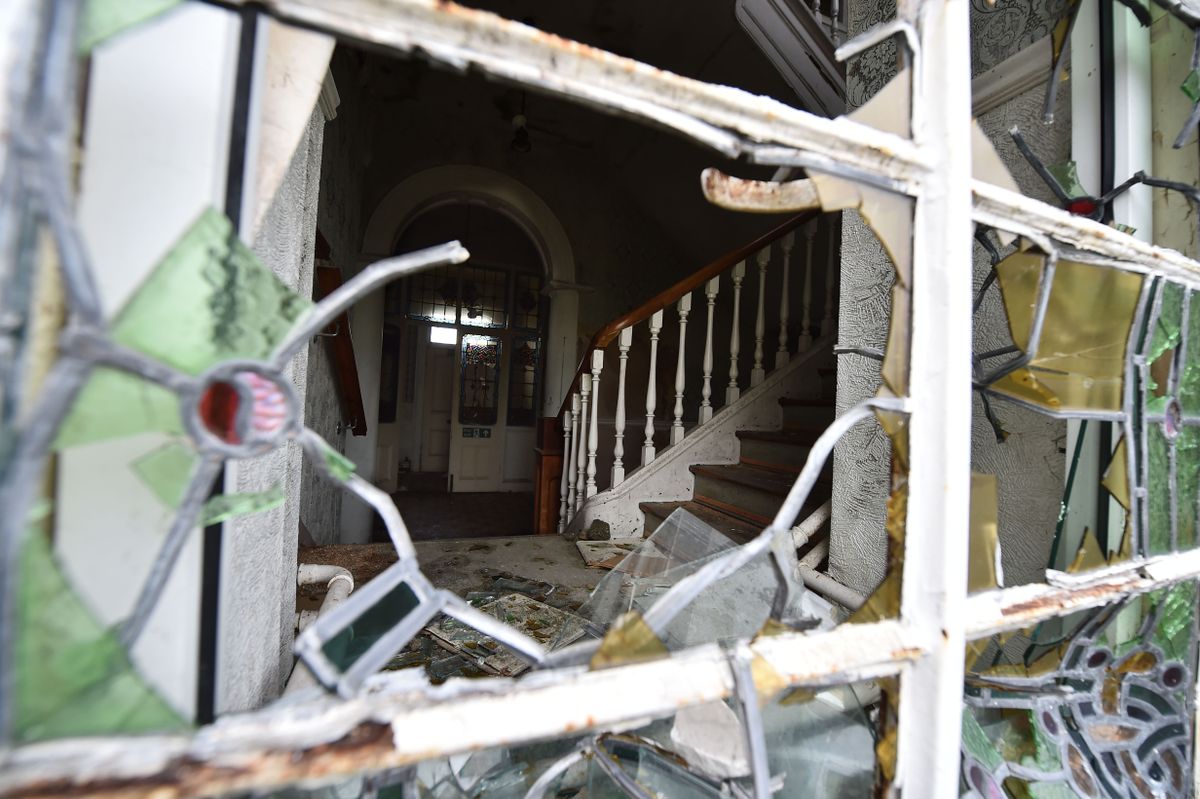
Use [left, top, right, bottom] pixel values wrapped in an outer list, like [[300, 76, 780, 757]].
[[449, 333, 506, 492], [421, 343, 454, 473]]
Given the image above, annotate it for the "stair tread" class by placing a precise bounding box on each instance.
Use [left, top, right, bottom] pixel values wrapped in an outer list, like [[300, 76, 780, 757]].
[[690, 462, 829, 496], [639, 500, 762, 543], [691, 491, 827, 527]]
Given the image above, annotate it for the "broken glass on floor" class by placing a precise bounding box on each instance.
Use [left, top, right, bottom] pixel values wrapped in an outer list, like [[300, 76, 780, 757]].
[[560, 507, 835, 653], [425, 593, 585, 677]]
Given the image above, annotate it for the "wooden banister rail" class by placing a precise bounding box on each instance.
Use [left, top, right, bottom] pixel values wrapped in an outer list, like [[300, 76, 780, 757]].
[[556, 211, 816, 419]]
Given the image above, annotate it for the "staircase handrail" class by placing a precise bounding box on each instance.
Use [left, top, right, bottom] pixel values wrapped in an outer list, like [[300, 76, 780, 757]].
[[555, 211, 816, 419]]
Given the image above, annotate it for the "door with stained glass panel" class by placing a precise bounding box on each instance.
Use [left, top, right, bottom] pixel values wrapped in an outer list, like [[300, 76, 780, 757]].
[[394, 202, 548, 493]]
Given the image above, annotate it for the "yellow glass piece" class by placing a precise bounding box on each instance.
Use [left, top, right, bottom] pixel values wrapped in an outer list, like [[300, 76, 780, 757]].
[[1051, 0, 1080, 62], [965, 638, 992, 672], [590, 611, 668, 670], [777, 686, 818, 706], [848, 483, 907, 624], [1114, 519, 1133, 563], [1114, 650, 1157, 673], [992, 251, 1143, 412], [877, 725, 898, 783], [754, 618, 795, 639], [1067, 529, 1108, 574], [874, 408, 910, 471], [848, 572, 899, 625], [969, 473, 1001, 592], [1101, 437, 1130, 509], [749, 653, 788, 706], [875, 678, 900, 784]]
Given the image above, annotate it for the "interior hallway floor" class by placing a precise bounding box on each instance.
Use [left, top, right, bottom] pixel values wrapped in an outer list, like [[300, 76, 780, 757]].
[[300, 535, 603, 611], [379, 487, 535, 541]]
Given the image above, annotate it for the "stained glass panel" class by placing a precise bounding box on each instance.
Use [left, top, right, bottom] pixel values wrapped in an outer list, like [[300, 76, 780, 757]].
[[506, 336, 540, 427], [460, 334, 501, 426], [406, 265, 458, 325], [458, 266, 507, 329], [963, 587, 1196, 798], [511, 273, 542, 331]]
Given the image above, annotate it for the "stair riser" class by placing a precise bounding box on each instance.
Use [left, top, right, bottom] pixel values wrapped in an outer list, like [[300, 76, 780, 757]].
[[782, 405, 834, 431], [739, 439, 813, 471], [642, 511, 767, 541], [693, 473, 784, 523]]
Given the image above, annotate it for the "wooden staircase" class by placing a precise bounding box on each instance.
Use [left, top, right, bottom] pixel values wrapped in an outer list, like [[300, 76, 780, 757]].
[[639, 370, 835, 546]]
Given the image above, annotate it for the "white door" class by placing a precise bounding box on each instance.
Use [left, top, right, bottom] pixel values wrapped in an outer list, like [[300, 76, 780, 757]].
[[449, 333, 506, 492], [421, 344, 454, 473]]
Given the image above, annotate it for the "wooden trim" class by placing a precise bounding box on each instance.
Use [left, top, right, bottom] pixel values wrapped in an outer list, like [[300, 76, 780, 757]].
[[315, 264, 368, 436], [555, 211, 814, 418], [970, 35, 1051, 119]]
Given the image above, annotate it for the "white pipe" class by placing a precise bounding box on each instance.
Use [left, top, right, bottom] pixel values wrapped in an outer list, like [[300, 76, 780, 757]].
[[790, 499, 830, 548], [298, 562, 355, 591], [797, 565, 866, 611], [286, 563, 355, 694]]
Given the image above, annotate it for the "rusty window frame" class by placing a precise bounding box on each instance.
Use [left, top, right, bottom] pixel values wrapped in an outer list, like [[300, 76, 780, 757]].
[[3, 0, 1200, 796]]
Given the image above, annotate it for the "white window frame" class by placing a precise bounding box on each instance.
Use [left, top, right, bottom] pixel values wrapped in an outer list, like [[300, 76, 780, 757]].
[[4, 0, 1200, 796]]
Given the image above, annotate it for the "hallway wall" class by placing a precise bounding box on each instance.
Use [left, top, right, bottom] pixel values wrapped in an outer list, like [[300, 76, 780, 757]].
[[830, 0, 1072, 596]]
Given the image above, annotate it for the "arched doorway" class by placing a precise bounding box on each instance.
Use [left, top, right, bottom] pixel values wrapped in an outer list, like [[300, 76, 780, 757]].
[[374, 200, 548, 541]]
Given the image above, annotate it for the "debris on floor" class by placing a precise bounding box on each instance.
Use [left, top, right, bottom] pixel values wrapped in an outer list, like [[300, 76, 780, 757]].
[[425, 593, 585, 677], [302, 513, 874, 797], [575, 539, 640, 569], [669, 700, 752, 778], [567, 508, 839, 651]]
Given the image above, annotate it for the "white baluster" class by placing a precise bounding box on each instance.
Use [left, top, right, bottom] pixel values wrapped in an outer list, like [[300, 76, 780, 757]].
[[797, 224, 815, 352], [559, 408, 573, 533], [643, 310, 664, 466], [751, 248, 768, 386], [586, 349, 603, 498], [566, 393, 580, 521], [611, 327, 632, 487], [699, 276, 719, 424], [821, 220, 837, 336], [776, 238, 792, 369], [671, 293, 692, 445], [726, 261, 746, 404], [576, 373, 590, 513]]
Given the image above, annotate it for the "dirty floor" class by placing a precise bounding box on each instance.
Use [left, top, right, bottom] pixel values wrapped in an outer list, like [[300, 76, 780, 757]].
[[376, 491, 536, 541], [300, 535, 603, 610]]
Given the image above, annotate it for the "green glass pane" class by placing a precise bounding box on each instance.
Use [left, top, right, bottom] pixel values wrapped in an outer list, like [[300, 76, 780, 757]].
[[1146, 282, 1184, 392], [201, 486, 285, 526], [15, 528, 186, 742], [1151, 582, 1195, 663], [961, 708, 1004, 771], [79, 0, 182, 53], [1029, 783, 1084, 799], [1177, 427, 1200, 550], [322, 580, 419, 670], [56, 368, 183, 447], [1180, 291, 1200, 414], [316, 436, 357, 481], [1046, 161, 1087, 199], [1026, 710, 1061, 772], [56, 209, 310, 450], [132, 440, 196, 508], [1148, 424, 1171, 555], [1183, 68, 1200, 103]]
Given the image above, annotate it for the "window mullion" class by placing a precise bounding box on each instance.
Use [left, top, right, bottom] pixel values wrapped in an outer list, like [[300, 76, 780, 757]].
[[893, 1, 976, 796]]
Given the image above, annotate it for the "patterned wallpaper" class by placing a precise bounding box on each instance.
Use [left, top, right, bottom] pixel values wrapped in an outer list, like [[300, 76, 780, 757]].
[[971, 0, 1070, 76], [846, 0, 1066, 106]]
